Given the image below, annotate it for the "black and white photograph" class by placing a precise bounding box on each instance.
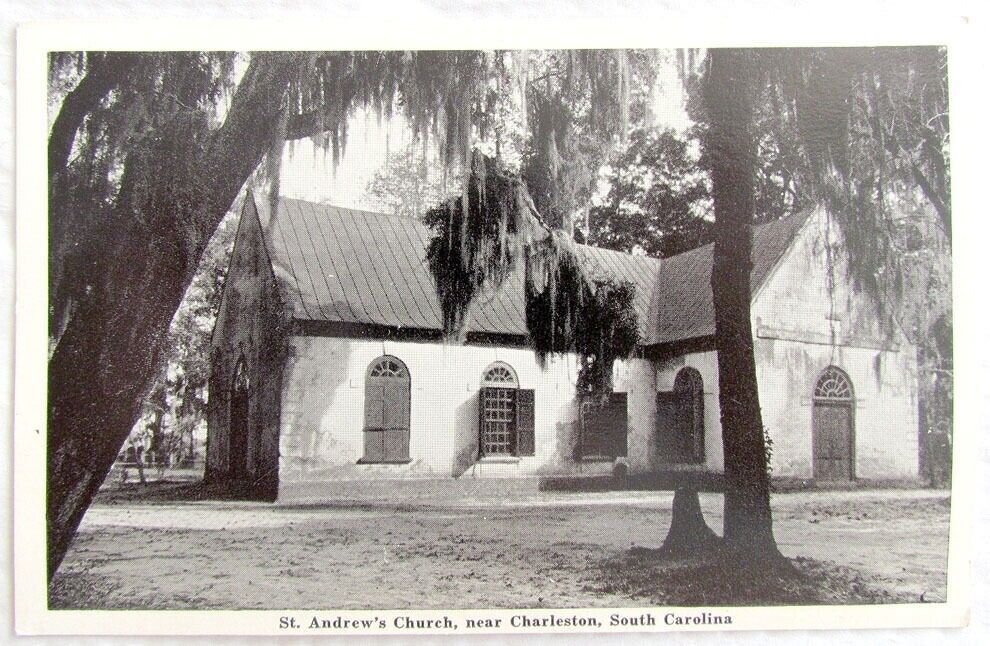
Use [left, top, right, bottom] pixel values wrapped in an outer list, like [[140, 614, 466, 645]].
[[10, 8, 981, 637]]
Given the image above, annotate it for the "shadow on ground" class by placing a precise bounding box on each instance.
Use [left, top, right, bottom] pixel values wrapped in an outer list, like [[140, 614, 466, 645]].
[[586, 548, 906, 606]]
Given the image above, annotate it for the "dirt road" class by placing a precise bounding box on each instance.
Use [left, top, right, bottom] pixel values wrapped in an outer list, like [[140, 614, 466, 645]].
[[50, 487, 950, 609]]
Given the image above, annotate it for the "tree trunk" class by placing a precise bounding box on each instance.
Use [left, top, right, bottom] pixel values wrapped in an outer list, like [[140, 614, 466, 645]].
[[48, 53, 144, 344], [659, 488, 722, 557], [46, 52, 301, 581], [704, 49, 783, 562], [135, 448, 147, 485]]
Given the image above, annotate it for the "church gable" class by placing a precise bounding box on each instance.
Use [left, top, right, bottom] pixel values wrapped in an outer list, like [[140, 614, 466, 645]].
[[206, 195, 286, 492], [211, 196, 281, 349], [642, 210, 813, 350], [752, 208, 903, 350]]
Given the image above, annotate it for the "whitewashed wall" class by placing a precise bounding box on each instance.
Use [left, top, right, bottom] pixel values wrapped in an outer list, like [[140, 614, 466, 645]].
[[752, 209, 919, 479], [278, 336, 654, 485], [641, 210, 919, 480]]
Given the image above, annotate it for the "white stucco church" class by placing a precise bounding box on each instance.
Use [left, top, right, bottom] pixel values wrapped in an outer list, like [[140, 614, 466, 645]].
[[205, 194, 920, 501]]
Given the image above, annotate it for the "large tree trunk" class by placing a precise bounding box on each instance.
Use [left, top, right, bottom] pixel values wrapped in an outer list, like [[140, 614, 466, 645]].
[[47, 52, 301, 580], [704, 49, 783, 562], [659, 488, 722, 557]]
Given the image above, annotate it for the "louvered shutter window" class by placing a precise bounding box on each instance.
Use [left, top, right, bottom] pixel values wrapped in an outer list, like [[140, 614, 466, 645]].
[[515, 389, 536, 456], [362, 356, 410, 463]]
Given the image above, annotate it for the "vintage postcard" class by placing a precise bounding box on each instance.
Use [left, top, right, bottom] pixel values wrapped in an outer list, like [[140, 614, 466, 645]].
[[13, 12, 978, 637]]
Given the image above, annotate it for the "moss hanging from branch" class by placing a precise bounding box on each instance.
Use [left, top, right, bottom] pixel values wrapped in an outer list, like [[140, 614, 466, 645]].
[[424, 153, 541, 335], [425, 153, 639, 394]]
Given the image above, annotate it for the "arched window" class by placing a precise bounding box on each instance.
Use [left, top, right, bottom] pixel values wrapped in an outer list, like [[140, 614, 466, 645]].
[[229, 356, 250, 477], [673, 367, 705, 464], [482, 362, 518, 387], [479, 362, 534, 457], [814, 366, 854, 401], [362, 355, 410, 463], [812, 366, 855, 481]]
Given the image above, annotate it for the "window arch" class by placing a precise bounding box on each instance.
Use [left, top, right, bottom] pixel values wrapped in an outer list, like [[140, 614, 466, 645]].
[[673, 367, 705, 464], [232, 355, 250, 391], [814, 366, 854, 401], [369, 356, 407, 378], [362, 355, 410, 463], [479, 362, 534, 457], [482, 361, 518, 387]]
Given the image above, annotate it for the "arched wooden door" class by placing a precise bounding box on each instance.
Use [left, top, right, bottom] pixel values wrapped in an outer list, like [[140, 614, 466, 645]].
[[229, 357, 250, 478], [363, 356, 411, 463], [812, 367, 855, 481]]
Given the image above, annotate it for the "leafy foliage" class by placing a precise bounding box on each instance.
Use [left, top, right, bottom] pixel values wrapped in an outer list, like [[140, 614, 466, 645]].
[[423, 154, 539, 336], [570, 280, 639, 396], [48, 52, 240, 345], [521, 50, 659, 232], [588, 127, 713, 257]]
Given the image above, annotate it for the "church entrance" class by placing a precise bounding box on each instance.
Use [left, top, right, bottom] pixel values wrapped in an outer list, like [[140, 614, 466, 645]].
[[812, 367, 855, 481]]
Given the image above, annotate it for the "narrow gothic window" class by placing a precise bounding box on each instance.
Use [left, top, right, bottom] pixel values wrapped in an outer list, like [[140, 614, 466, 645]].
[[229, 356, 250, 477]]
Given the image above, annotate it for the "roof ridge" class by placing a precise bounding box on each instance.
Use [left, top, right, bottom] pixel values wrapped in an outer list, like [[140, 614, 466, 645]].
[[275, 195, 427, 224], [277, 196, 673, 266]]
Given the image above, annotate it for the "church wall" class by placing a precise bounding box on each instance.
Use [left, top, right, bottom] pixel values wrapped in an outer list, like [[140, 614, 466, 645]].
[[650, 341, 917, 480], [752, 209, 918, 480], [620, 358, 658, 474], [277, 335, 656, 491], [753, 337, 918, 479]]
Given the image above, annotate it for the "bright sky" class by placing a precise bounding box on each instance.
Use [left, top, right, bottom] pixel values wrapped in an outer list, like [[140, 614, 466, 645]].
[[279, 110, 417, 209], [278, 55, 692, 211]]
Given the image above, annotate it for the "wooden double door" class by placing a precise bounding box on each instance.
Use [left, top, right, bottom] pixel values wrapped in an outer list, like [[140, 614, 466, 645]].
[[812, 401, 854, 481]]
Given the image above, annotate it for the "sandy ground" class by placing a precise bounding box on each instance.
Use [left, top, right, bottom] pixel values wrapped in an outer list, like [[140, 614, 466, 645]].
[[49, 487, 950, 609]]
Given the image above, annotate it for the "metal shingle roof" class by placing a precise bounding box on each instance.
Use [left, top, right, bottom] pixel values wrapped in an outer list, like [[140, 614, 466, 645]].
[[253, 195, 809, 345]]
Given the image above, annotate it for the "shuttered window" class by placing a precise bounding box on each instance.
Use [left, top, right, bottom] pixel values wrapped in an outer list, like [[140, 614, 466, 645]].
[[578, 392, 628, 459], [515, 389, 535, 456], [361, 356, 410, 463], [655, 390, 694, 464], [673, 368, 705, 464], [479, 362, 534, 457]]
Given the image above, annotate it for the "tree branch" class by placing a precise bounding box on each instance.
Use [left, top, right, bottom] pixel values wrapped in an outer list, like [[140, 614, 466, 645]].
[[864, 81, 951, 234], [48, 52, 142, 185]]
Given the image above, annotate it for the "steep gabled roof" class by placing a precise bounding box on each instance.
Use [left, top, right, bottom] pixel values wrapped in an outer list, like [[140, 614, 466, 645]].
[[250, 195, 810, 346], [254, 196, 662, 338], [643, 210, 812, 346]]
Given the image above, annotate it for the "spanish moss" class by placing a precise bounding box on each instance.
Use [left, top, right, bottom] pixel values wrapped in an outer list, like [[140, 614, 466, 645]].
[[425, 153, 639, 394]]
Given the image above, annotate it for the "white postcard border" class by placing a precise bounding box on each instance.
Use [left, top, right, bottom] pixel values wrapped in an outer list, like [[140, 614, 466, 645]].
[[13, 11, 982, 636]]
